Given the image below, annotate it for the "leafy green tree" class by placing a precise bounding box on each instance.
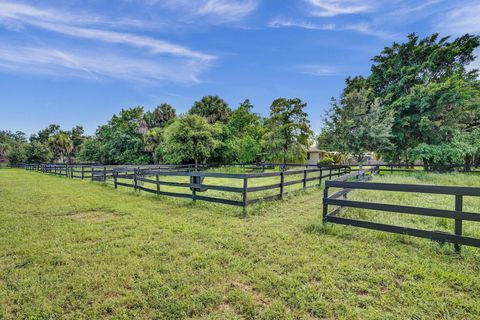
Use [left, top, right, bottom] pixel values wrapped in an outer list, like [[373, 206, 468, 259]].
[[264, 98, 313, 163], [408, 143, 464, 170], [224, 99, 262, 163], [319, 88, 393, 164], [161, 115, 221, 168], [30, 124, 60, 144], [70, 126, 85, 158], [25, 141, 53, 163], [97, 107, 151, 164], [6, 142, 27, 164], [77, 138, 104, 163], [0, 130, 26, 162], [189, 95, 232, 124], [368, 33, 480, 160], [452, 129, 480, 169]]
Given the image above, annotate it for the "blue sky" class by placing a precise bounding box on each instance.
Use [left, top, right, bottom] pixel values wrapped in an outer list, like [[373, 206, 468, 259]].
[[0, 0, 479, 136]]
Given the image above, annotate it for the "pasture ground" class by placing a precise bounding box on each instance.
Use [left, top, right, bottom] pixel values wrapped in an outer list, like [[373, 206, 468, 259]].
[[1, 169, 480, 319]]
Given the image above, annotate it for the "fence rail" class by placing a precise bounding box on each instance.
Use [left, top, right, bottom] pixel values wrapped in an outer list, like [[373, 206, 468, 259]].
[[323, 168, 480, 252]]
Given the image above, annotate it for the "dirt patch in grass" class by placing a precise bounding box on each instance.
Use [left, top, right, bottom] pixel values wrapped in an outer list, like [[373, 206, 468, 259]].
[[67, 211, 120, 222]]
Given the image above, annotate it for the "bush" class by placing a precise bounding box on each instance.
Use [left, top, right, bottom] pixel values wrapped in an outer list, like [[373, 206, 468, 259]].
[[318, 156, 335, 166]]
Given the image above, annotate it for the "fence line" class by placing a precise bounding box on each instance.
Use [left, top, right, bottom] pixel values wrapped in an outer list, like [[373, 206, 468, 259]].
[[11, 162, 351, 212], [323, 168, 480, 252]]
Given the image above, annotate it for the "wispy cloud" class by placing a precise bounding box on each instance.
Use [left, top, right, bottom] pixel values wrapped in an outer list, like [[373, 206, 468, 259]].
[[268, 18, 394, 39], [297, 64, 340, 76], [0, 44, 207, 84], [436, 1, 480, 35], [305, 0, 376, 17], [0, 1, 215, 83], [160, 0, 258, 23]]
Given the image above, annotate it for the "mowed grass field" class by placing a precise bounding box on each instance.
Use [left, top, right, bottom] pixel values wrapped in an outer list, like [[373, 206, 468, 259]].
[[1, 169, 480, 319]]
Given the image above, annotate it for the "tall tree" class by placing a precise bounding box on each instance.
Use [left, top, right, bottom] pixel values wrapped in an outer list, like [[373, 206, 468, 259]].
[[189, 95, 232, 124], [77, 138, 104, 163], [48, 132, 73, 163], [319, 88, 393, 164], [25, 141, 53, 163], [368, 33, 480, 160], [70, 126, 85, 158], [224, 99, 262, 163], [264, 98, 313, 163], [161, 115, 221, 168], [152, 104, 176, 127], [96, 107, 151, 164], [30, 124, 60, 144]]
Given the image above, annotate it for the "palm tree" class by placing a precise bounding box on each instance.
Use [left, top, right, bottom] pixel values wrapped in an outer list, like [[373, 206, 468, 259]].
[[153, 103, 176, 127], [189, 95, 231, 124], [48, 132, 73, 163]]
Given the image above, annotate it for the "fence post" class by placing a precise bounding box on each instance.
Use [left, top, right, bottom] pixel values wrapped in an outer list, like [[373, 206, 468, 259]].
[[322, 186, 329, 221], [303, 169, 307, 190], [134, 168, 138, 192], [319, 168, 323, 186], [81, 166, 85, 179], [242, 177, 248, 217], [156, 173, 160, 194], [191, 174, 197, 204], [280, 171, 285, 199], [454, 195, 463, 253], [329, 168, 332, 180], [114, 170, 118, 189], [103, 166, 107, 181]]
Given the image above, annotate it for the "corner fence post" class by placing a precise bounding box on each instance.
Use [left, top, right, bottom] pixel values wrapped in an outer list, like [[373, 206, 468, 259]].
[[242, 177, 248, 217], [454, 195, 463, 253], [322, 185, 329, 221]]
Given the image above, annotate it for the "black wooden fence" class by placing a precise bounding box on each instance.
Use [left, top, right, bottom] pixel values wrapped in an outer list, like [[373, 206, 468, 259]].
[[113, 166, 351, 213], [323, 168, 480, 252], [12, 162, 351, 211]]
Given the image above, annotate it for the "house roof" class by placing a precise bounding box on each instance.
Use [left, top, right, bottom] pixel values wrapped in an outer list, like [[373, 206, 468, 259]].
[[308, 146, 327, 153]]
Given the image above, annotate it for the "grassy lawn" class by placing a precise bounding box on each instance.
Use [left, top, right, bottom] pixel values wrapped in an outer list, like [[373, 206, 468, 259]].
[[1, 169, 480, 319]]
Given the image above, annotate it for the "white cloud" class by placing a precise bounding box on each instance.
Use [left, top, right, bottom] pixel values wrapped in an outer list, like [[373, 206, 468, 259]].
[[305, 0, 376, 17], [161, 0, 258, 22], [0, 44, 207, 84], [297, 64, 339, 76], [269, 18, 335, 30], [437, 1, 480, 35], [0, 1, 216, 83], [268, 18, 393, 39]]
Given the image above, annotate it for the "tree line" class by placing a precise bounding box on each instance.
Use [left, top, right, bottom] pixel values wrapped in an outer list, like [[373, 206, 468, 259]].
[[1, 97, 313, 166], [1, 33, 479, 168]]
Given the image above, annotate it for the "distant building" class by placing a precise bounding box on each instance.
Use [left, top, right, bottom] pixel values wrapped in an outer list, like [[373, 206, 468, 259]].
[[307, 146, 328, 165]]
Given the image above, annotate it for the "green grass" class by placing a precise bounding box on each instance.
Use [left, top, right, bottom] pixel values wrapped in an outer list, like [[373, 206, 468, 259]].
[[1, 169, 480, 319]]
